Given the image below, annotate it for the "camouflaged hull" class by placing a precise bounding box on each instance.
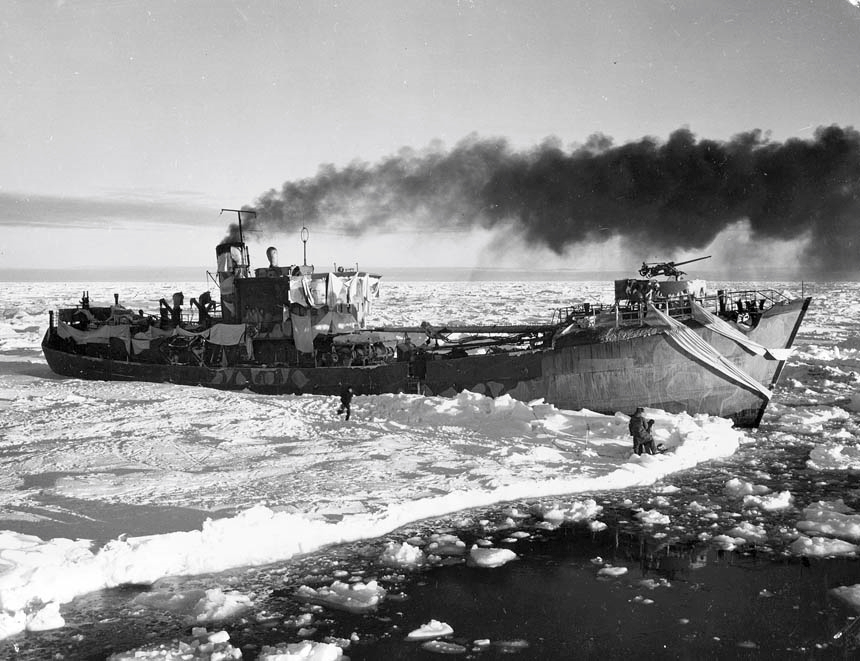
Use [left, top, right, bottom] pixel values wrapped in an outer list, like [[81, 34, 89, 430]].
[[42, 297, 810, 428]]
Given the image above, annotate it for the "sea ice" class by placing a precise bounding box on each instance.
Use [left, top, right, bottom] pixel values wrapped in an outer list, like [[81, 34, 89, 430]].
[[422, 640, 468, 653], [597, 565, 628, 577], [807, 442, 860, 470], [788, 535, 859, 557], [426, 534, 467, 556], [743, 490, 794, 511], [406, 619, 454, 640], [107, 627, 243, 660], [635, 509, 670, 525], [727, 522, 768, 543], [467, 545, 517, 568], [538, 498, 603, 523], [20, 600, 63, 632], [258, 642, 342, 661], [724, 478, 770, 497], [133, 587, 252, 625], [188, 588, 253, 623], [638, 578, 671, 590], [711, 535, 746, 551], [0, 282, 829, 644], [796, 501, 860, 541], [831, 584, 860, 612], [380, 541, 425, 568], [295, 580, 386, 613]]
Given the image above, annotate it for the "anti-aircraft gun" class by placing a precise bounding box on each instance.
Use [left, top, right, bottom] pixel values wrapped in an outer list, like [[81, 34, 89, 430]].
[[638, 255, 711, 280]]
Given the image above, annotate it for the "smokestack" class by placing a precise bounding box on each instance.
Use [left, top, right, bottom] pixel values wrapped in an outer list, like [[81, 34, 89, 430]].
[[236, 126, 860, 272]]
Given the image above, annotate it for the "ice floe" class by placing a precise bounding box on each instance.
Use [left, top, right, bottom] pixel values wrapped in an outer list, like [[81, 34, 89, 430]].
[[406, 619, 454, 640]]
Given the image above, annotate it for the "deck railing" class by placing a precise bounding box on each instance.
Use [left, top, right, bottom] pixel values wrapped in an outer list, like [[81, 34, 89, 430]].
[[552, 287, 793, 329]]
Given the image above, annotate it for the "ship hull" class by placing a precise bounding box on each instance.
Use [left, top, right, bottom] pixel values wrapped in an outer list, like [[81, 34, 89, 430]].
[[42, 297, 810, 428]]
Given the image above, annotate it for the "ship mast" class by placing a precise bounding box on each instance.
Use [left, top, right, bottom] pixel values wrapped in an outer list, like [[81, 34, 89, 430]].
[[220, 208, 255, 269]]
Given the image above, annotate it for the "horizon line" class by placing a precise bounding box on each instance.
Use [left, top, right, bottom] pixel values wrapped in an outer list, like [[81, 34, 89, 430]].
[[1, 265, 856, 284]]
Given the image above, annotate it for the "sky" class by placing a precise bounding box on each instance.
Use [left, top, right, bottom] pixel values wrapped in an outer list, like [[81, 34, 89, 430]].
[[1, 0, 859, 275]]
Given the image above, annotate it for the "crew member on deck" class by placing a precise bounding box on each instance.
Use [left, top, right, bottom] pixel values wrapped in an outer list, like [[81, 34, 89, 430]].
[[190, 291, 216, 326], [159, 292, 184, 327], [396, 335, 414, 362], [265, 246, 283, 277]]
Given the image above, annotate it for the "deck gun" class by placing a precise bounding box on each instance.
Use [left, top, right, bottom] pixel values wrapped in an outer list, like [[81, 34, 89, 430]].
[[638, 255, 711, 279]]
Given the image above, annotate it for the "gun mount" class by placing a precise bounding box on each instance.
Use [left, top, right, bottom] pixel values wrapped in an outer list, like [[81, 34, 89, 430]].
[[638, 255, 711, 280]]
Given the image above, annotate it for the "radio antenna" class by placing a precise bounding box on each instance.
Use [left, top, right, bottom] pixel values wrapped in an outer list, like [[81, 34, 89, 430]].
[[220, 208, 256, 245]]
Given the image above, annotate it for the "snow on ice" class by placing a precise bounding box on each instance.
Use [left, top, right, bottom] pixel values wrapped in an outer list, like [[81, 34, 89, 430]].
[[106, 627, 348, 660], [1, 280, 860, 655], [107, 627, 245, 660], [467, 545, 517, 568], [295, 580, 386, 614], [380, 540, 425, 567], [405, 619, 454, 640], [132, 587, 253, 623], [831, 585, 860, 612], [0, 385, 747, 638], [597, 565, 628, 578], [796, 500, 860, 541]]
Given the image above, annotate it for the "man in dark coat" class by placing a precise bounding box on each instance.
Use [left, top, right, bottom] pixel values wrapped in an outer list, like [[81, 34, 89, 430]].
[[629, 407, 656, 455], [337, 385, 354, 421]]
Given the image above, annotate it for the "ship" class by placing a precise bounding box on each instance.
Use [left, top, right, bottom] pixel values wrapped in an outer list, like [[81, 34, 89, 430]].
[[41, 211, 811, 428]]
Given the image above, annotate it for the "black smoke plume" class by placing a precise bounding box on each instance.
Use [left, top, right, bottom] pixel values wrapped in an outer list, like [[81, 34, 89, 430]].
[[229, 126, 860, 272]]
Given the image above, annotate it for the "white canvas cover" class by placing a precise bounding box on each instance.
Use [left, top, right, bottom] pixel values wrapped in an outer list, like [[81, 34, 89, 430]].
[[690, 301, 792, 360], [645, 303, 772, 400], [58, 322, 131, 353]]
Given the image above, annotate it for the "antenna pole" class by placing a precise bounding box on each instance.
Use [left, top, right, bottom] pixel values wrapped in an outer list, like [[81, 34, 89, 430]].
[[220, 208, 256, 245]]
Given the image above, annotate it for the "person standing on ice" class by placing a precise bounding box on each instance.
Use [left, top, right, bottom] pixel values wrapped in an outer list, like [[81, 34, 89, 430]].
[[337, 384, 354, 421], [629, 407, 655, 455]]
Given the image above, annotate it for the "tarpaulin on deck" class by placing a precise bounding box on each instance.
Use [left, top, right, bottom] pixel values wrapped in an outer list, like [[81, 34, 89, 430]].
[[207, 324, 247, 346], [288, 278, 309, 306], [690, 301, 792, 360], [333, 331, 402, 345], [305, 274, 329, 308], [58, 322, 131, 353], [328, 275, 346, 307], [331, 308, 359, 332], [179, 324, 253, 357], [312, 310, 333, 337], [645, 303, 772, 399], [291, 311, 314, 353], [130, 326, 173, 354], [130, 324, 250, 354]]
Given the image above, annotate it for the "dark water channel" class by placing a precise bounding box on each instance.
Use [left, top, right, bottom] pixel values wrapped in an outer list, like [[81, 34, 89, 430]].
[[3, 434, 859, 660]]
